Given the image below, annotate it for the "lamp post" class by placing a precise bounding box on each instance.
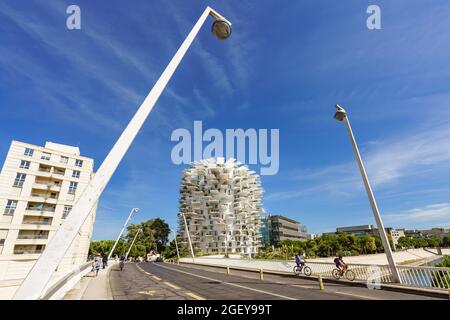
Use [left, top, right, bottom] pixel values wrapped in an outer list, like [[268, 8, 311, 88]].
[[181, 212, 195, 262], [172, 230, 181, 261], [108, 208, 139, 260], [125, 229, 142, 260], [334, 104, 401, 283], [14, 6, 232, 300]]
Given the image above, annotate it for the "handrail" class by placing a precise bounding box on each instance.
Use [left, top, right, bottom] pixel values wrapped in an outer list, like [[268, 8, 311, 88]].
[[41, 261, 92, 300], [180, 257, 450, 290]]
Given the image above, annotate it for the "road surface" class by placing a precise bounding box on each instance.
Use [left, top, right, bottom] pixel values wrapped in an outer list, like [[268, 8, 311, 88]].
[[108, 262, 442, 300]]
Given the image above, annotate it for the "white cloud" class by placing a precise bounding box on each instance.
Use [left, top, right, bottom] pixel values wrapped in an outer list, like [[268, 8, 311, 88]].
[[384, 203, 450, 223], [266, 121, 450, 202]]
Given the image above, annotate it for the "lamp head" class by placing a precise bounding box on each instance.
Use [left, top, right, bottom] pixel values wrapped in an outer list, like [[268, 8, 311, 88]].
[[334, 104, 347, 121], [211, 19, 232, 40], [133, 208, 140, 213]]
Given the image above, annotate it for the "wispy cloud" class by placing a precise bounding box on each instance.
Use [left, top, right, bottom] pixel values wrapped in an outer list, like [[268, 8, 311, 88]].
[[266, 121, 450, 201], [384, 203, 450, 223]]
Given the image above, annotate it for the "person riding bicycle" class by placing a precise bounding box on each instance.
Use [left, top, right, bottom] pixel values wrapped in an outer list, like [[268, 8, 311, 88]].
[[295, 252, 306, 270], [334, 255, 348, 275], [119, 255, 125, 271]]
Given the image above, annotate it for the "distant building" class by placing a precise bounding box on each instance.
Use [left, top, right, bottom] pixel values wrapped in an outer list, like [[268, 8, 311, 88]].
[[260, 217, 272, 246], [420, 228, 449, 239], [261, 215, 307, 245], [388, 229, 405, 248], [403, 228, 449, 239], [332, 225, 404, 247], [336, 225, 374, 236]]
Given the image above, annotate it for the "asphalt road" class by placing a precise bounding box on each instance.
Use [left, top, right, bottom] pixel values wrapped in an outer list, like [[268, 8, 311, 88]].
[[108, 262, 442, 300]]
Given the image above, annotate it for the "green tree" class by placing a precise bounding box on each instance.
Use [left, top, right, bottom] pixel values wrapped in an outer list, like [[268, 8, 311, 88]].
[[125, 218, 171, 255]]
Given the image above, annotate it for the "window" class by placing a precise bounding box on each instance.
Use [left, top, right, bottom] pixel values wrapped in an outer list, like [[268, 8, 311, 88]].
[[13, 173, 26, 188], [4, 200, 17, 215], [19, 160, 30, 169], [68, 181, 78, 194], [72, 170, 80, 178], [41, 152, 51, 161], [24, 148, 34, 157], [75, 159, 83, 167], [60, 156, 69, 164], [62, 205, 72, 219]]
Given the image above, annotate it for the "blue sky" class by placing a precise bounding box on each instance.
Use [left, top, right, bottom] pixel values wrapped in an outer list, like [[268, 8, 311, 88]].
[[1, 0, 450, 240]]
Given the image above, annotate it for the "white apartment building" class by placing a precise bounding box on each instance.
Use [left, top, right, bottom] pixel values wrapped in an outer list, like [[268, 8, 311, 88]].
[[0, 140, 97, 299], [178, 158, 264, 256]]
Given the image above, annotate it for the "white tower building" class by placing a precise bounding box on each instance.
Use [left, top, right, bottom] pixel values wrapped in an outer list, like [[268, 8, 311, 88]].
[[0, 141, 97, 299], [178, 158, 264, 256]]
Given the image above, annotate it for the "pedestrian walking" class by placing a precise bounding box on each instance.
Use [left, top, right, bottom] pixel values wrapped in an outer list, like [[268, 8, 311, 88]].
[[94, 256, 101, 276], [102, 254, 108, 269]]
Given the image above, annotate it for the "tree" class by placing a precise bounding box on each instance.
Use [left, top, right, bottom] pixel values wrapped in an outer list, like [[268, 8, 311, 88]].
[[125, 218, 171, 256], [89, 239, 126, 257], [443, 236, 450, 247]]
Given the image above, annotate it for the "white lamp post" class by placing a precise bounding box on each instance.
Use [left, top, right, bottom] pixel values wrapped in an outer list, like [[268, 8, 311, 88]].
[[108, 207, 139, 260], [125, 229, 142, 260], [13, 6, 232, 300], [172, 230, 181, 261], [181, 212, 196, 262], [334, 104, 401, 283]]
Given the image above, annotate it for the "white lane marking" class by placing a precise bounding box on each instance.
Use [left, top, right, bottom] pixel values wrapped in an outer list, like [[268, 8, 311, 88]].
[[334, 291, 379, 300], [152, 263, 297, 300]]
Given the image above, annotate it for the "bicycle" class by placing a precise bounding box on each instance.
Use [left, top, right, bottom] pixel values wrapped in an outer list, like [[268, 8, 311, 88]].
[[293, 264, 312, 276], [119, 260, 124, 271], [332, 266, 355, 281]]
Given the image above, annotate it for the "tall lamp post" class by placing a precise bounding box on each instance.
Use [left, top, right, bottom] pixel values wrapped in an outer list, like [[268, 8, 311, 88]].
[[172, 230, 181, 262], [125, 229, 142, 260], [108, 208, 139, 260], [181, 212, 196, 262], [14, 6, 232, 300], [334, 104, 401, 283]]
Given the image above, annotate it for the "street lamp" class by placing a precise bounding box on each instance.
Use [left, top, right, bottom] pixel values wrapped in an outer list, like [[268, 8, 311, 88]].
[[108, 207, 139, 260], [334, 104, 401, 283], [125, 229, 142, 261], [14, 6, 232, 300], [172, 230, 181, 262], [181, 212, 196, 262]]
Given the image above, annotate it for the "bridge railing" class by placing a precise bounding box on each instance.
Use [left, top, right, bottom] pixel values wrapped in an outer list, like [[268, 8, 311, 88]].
[[397, 265, 449, 289], [180, 257, 450, 290]]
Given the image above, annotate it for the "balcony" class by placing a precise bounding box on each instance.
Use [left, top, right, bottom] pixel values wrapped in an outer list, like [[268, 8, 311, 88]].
[[33, 180, 62, 192], [22, 218, 52, 226], [17, 232, 49, 240], [13, 248, 45, 255], [26, 202, 56, 213], [16, 235, 48, 240]]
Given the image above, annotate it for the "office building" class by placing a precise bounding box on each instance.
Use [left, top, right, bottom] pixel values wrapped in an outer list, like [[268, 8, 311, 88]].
[[270, 215, 308, 243]]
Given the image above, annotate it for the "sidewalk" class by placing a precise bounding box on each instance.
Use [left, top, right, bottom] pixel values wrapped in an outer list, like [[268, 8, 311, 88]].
[[63, 261, 115, 300]]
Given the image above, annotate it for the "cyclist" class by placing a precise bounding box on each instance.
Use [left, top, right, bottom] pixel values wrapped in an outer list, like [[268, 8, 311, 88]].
[[334, 255, 348, 275], [295, 252, 306, 271], [119, 255, 125, 271]]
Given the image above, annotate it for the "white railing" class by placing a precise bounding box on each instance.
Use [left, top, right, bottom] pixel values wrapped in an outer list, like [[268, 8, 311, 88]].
[[397, 265, 450, 290], [180, 257, 450, 290]]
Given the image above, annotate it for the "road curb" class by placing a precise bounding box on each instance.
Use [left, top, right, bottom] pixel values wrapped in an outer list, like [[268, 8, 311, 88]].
[[178, 261, 448, 299]]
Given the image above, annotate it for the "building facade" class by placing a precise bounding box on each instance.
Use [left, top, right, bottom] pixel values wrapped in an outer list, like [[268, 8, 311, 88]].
[[269, 215, 308, 244], [0, 141, 96, 298], [331, 224, 404, 248], [178, 158, 263, 256]]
